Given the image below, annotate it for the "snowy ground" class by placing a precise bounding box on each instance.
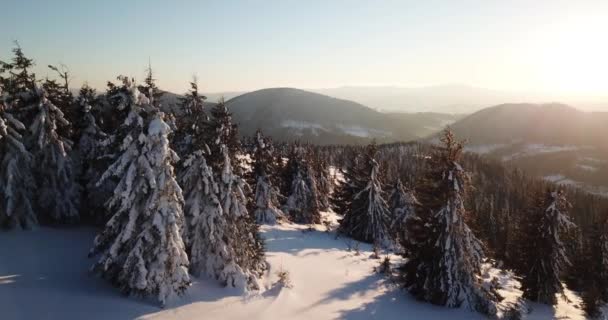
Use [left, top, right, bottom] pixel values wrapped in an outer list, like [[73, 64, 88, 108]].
[[0, 213, 587, 319], [543, 174, 608, 198], [464, 143, 595, 161], [544, 174, 581, 187], [501, 144, 597, 162], [464, 144, 508, 155]]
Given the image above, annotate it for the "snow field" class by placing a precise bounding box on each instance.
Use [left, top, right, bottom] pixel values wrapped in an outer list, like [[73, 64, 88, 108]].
[[0, 212, 587, 319]]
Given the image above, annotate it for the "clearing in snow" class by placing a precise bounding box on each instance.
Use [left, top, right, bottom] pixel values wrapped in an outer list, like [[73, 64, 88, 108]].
[[0, 212, 587, 319]]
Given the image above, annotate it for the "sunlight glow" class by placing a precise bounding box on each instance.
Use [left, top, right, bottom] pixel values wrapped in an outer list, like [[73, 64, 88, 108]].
[[533, 17, 608, 95]]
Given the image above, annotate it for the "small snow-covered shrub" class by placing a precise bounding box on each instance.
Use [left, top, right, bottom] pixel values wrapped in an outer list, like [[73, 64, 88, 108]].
[[276, 267, 293, 289], [370, 243, 381, 259], [375, 256, 391, 275]]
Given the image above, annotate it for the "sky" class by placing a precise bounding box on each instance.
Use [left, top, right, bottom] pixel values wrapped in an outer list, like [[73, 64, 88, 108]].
[[1, 0, 608, 99]]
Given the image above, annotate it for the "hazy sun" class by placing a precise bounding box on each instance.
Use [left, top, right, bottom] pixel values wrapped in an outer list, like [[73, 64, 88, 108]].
[[534, 17, 608, 95]]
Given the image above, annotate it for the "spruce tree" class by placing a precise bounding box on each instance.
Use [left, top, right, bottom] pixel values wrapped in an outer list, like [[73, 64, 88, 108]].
[[181, 106, 266, 289], [101, 75, 140, 137], [217, 147, 266, 288], [388, 179, 419, 243], [280, 146, 299, 200], [0, 94, 37, 228], [581, 215, 608, 318], [0, 43, 36, 97], [0, 102, 5, 140], [179, 148, 215, 252], [400, 129, 499, 315], [285, 146, 321, 224], [173, 78, 207, 158], [138, 63, 163, 106], [179, 77, 206, 119], [590, 214, 608, 300], [28, 88, 80, 223], [311, 151, 332, 211], [331, 160, 360, 217], [94, 76, 142, 222], [338, 143, 391, 245], [0, 44, 39, 131], [519, 189, 576, 305], [89, 99, 190, 306], [251, 130, 285, 224], [202, 99, 241, 173], [182, 148, 266, 289], [44, 64, 76, 135], [73, 85, 108, 222]]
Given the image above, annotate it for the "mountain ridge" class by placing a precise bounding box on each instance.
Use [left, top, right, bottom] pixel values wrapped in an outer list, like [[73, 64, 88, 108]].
[[223, 87, 461, 144]]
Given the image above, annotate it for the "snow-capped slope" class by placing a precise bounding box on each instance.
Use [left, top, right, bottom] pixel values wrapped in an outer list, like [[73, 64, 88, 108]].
[[0, 213, 586, 319]]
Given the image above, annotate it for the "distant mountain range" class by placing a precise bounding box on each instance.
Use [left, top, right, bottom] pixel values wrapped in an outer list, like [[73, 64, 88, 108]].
[[205, 84, 608, 114], [162, 88, 608, 195], [450, 103, 607, 147], [446, 103, 608, 197], [223, 88, 461, 145], [312, 85, 524, 114]]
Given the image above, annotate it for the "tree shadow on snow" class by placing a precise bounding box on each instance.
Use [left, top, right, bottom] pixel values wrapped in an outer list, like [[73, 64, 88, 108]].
[[295, 269, 486, 320], [336, 289, 488, 320], [0, 227, 253, 320], [301, 272, 385, 312]]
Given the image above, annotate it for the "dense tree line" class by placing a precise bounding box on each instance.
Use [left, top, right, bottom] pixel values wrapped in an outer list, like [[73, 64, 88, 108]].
[[324, 136, 608, 317], [0, 46, 267, 306]]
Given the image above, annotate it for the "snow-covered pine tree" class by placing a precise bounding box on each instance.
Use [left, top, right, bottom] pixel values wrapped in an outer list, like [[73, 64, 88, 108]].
[[179, 77, 206, 119], [0, 44, 39, 130], [251, 130, 285, 224], [581, 214, 608, 318], [173, 78, 207, 158], [311, 150, 332, 211], [101, 75, 138, 135], [0, 93, 37, 228], [0, 102, 5, 140], [74, 85, 107, 164], [44, 64, 76, 136], [92, 76, 143, 222], [138, 63, 163, 106], [331, 156, 361, 217], [212, 126, 266, 282], [285, 146, 321, 224], [189, 148, 266, 290], [205, 98, 266, 272], [27, 88, 80, 223], [0, 43, 36, 98], [388, 178, 419, 243], [338, 143, 391, 245], [181, 99, 266, 290], [400, 129, 500, 315], [89, 98, 190, 306], [73, 85, 109, 222], [280, 146, 299, 200], [177, 83, 212, 248], [202, 98, 242, 173], [598, 215, 608, 300], [179, 148, 215, 252], [519, 189, 576, 305]]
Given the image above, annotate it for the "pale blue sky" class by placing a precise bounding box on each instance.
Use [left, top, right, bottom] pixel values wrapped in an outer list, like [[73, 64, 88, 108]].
[[1, 0, 607, 97]]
